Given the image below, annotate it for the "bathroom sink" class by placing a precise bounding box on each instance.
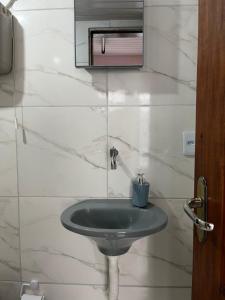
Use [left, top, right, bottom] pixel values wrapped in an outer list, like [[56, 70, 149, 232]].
[[61, 199, 168, 256]]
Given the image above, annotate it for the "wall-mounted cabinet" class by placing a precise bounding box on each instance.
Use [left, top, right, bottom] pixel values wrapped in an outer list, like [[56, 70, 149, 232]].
[[74, 0, 144, 68]]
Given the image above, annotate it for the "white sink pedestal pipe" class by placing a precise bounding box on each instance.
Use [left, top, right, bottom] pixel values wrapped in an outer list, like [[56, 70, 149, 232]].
[[108, 256, 119, 300]]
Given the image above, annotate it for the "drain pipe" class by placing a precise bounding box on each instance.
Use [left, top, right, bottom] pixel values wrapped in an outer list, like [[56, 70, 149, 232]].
[[108, 256, 119, 300]]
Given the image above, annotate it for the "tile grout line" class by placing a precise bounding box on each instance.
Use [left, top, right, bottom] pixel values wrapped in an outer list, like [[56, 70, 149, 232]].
[[7, 104, 196, 108], [14, 117, 22, 284], [12, 18, 23, 284], [0, 196, 192, 200], [10, 4, 198, 13], [0, 280, 192, 289]]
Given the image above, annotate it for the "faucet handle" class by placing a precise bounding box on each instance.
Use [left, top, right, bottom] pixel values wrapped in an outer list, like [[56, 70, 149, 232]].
[[110, 147, 114, 158], [110, 147, 119, 157], [114, 147, 119, 157], [110, 147, 119, 170]]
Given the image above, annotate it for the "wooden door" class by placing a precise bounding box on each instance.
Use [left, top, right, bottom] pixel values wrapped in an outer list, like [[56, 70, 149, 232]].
[[192, 0, 225, 299]]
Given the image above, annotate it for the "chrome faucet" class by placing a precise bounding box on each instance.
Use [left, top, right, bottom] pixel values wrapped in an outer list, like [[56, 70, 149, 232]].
[[110, 147, 119, 170]]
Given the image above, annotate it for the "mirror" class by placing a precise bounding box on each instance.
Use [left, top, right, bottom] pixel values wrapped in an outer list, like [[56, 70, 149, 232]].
[[75, 0, 144, 68]]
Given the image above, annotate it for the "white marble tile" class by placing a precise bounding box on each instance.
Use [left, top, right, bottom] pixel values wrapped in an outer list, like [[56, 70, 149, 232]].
[[1, 0, 197, 11], [35, 284, 191, 300], [0, 73, 14, 107], [144, 5, 198, 89], [13, 10, 107, 106], [119, 198, 193, 287], [7, 0, 73, 10], [0, 197, 20, 281], [16, 107, 107, 197], [145, 0, 197, 6], [20, 197, 107, 284], [0, 282, 20, 300], [108, 5, 197, 106], [108, 106, 195, 198], [0, 1, 10, 7], [0, 108, 18, 196], [108, 69, 196, 106], [121, 286, 191, 300], [38, 284, 107, 300]]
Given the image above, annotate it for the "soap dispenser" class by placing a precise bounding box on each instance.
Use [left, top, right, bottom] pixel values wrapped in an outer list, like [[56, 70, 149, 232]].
[[132, 173, 150, 208]]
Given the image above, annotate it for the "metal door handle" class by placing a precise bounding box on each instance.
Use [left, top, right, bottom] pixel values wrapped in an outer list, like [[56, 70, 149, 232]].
[[184, 197, 214, 232]]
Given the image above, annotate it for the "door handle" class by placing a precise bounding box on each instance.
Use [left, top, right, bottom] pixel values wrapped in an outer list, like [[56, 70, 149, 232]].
[[184, 197, 214, 231], [183, 176, 214, 243]]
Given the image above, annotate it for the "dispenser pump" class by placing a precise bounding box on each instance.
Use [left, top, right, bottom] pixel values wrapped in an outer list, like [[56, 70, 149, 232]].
[[132, 173, 150, 208], [137, 173, 145, 185]]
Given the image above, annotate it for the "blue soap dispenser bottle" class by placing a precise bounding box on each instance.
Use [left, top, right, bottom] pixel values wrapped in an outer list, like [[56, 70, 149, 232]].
[[132, 173, 150, 208]]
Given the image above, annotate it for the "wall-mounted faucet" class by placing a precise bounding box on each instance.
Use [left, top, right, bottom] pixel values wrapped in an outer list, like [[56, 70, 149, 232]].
[[110, 147, 119, 170]]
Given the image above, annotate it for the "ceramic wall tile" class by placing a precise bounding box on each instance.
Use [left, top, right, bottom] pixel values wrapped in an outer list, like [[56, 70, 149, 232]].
[[121, 286, 191, 300], [108, 69, 196, 106], [20, 197, 107, 284], [7, 0, 73, 10], [35, 284, 191, 300], [1, 0, 198, 10], [145, 0, 197, 6], [144, 6, 198, 89], [108, 106, 195, 199], [0, 0, 10, 7], [0, 282, 20, 300], [0, 108, 18, 196], [37, 284, 106, 300], [13, 10, 107, 107], [16, 107, 107, 197], [119, 198, 193, 287], [108, 5, 197, 106], [0, 197, 20, 281]]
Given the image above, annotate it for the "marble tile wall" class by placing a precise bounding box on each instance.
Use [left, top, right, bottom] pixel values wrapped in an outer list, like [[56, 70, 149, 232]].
[[0, 0, 197, 299]]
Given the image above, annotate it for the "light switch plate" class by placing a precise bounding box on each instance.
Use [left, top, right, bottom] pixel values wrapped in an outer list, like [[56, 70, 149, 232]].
[[183, 131, 195, 156]]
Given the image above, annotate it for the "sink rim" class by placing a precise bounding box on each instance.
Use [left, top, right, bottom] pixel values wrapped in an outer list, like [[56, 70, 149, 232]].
[[61, 199, 168, 239]]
